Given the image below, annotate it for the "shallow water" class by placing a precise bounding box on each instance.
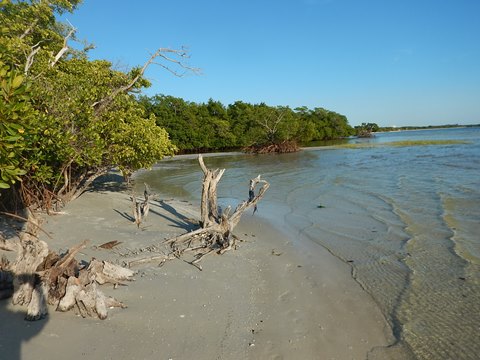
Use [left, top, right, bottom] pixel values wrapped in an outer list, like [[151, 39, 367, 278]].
[[134, 127, 480, 359]]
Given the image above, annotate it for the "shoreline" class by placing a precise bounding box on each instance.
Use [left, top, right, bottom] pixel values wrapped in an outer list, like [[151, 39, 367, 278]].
[[1, 186, 392, 359]]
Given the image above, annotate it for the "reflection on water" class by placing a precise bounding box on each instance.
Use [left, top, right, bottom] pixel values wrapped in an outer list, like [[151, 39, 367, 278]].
[[134, 127, 480, 360]]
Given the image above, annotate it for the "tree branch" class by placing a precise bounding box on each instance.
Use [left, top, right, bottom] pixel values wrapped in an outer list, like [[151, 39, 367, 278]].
[[24, 41, 43, 75], [256, 110, 286, 140], [50, 25, 76, 67], [92, 47, 200, 113], [19, 19, 38, 40]]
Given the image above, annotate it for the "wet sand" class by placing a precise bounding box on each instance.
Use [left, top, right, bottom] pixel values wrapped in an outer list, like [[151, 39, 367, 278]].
[[0, 186, 393, 360]]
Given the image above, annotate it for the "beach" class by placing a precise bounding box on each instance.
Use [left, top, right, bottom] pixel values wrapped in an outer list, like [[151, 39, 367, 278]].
[[132, 127, 480, 359], [1, 184, 391, 360], [3, 127, 477, 359]]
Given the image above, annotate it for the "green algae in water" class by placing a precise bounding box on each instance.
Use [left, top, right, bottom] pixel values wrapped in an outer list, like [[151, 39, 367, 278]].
[[335, 139, 470, 149]]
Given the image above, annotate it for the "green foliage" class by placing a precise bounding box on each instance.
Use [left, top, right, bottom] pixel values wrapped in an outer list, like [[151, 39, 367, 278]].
[[355, 122, 379, 137], [0, 0, 355, 209], [141, 96, 354, 152], [0, 0, 82, 68], [0, 0, 176, 209], [140, 95, 236, 151], [295, 107, 354, 141], [0, 61, 33, 188]]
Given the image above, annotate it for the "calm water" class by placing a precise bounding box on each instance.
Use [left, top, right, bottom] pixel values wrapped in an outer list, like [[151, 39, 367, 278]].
[[135, 127, 480, 359]]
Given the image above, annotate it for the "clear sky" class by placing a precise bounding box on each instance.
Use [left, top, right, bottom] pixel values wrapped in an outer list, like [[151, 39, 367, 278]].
[[61, 0, 480, 127]]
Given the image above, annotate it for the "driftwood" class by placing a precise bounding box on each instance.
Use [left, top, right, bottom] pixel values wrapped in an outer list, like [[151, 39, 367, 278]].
[[0, 156, 269, 320], [55, 259, 131, 320], [126, 254, 176, 268], [132, 183, 151, 228], [0, 211, 135, 321], [134, 155, 269, 270]]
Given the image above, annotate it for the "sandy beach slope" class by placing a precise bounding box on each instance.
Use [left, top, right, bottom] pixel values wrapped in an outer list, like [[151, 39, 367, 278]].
[[0, 185, 392, 360]]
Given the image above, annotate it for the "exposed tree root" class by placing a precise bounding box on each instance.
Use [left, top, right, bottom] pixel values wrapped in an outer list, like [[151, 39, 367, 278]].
[[243, 140, 300, 154]]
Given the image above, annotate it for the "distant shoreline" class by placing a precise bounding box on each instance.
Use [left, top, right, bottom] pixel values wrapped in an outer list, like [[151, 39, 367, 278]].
[[375, 124, 479, 133]]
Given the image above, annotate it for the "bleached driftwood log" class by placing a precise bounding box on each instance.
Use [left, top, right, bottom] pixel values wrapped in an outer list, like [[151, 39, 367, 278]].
[[57, 263, 129, 320], [0, 212, 135, 321], [198, 156, 225, 228], [157, 154, 269, 270], [10, 212, 49, 314]]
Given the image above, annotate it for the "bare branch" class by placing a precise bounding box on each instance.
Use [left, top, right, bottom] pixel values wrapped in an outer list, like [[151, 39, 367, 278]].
[[162, 164, 269, 268], [50, 25, 76, 67], [229, 176, 269, 228], [92, 47, 200, 112], [53, 240, 89, 271], [256, 110, 286, 140], [19, 19, 38, 40], [24, 41, 43, 75], [0, 211, 53, 239], [127, 254, 175, 268], [198, 154, 208, 174], [198, 155, 225, 227]]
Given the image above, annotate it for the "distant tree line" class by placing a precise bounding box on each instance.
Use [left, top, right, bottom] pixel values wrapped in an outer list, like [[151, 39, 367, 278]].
[[377, 124, 478, 132], [354, 123, 379, 137], [139, 95, 354, 153], [352, 123, 478, 137], [0, 0, 358, 211]]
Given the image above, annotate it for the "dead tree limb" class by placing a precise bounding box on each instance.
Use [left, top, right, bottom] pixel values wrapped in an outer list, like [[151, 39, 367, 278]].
[[126, 254, 176, 268], [256, 110, 286, 143], [162, 155, 270, 269], [92, 47, 200, 113], [19, 19, 38, 40], [11, 211, 49, 309], [50, 23, 76, 67], [24, 41, 42, 75], [198, 154, 225, 228], [0, 236, 17, 252], [229, 175, 269, 228]]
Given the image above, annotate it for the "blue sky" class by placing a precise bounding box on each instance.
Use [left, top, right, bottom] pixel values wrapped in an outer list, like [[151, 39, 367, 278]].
[[62, 0, 480, 127]]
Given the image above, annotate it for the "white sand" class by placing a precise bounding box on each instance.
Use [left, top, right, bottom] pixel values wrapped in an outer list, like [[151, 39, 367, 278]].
[[0, 188, 393, 359]]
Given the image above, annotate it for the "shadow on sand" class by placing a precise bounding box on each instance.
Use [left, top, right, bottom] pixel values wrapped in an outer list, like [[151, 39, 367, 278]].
[[112, 197, 199, 233], [88, 172, 128, 193], [150, 200, 198, 232], [0, 270, 48, 360]]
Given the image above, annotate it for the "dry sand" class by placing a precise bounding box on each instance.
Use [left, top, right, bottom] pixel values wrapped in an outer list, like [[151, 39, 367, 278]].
[[0, 186, 393, 360]]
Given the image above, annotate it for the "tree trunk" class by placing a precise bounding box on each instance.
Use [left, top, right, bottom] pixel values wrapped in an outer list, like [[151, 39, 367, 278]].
[[198, 154, 225, 228]]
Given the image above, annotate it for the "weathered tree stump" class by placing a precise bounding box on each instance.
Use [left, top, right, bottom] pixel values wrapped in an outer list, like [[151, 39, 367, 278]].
[[161, 154, 270, 269]]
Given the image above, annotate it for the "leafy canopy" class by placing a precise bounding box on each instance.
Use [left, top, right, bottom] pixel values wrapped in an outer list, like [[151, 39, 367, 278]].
[[140, 95, 354, 152], [0, 0, 176, 209]]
